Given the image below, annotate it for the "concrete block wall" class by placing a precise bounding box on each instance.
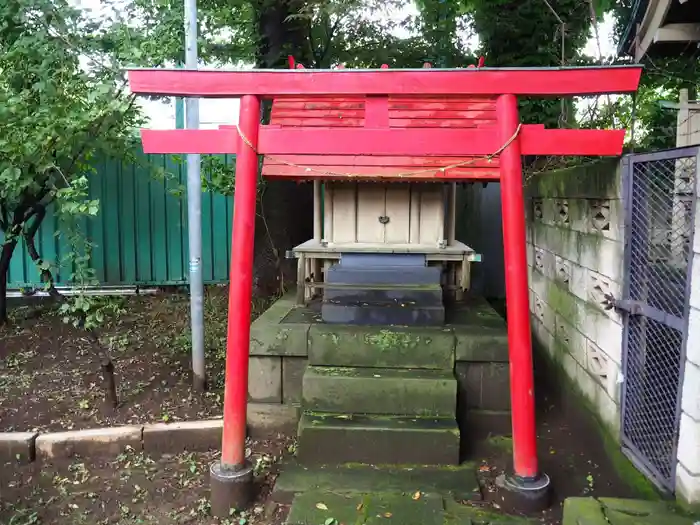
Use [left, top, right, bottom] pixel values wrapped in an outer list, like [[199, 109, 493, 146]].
[[675, 167, 700, 506], [525, 159, 625, 436]]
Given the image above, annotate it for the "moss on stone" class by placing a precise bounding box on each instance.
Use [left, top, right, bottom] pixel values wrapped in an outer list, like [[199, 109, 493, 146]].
[[528, 159, 620, 200], [308, 325, 455, 369], [485, 435, 514, 454]]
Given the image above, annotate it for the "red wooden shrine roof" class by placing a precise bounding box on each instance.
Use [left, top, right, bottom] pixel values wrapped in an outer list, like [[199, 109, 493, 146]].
[[261, 95, 501, 182], [129, 65, 643, 183]]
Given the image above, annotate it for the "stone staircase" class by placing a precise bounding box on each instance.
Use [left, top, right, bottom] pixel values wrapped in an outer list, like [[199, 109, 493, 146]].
[[297, 366, 459, 465], [260, 291, 512, 524], [295, 289, 461, 466]]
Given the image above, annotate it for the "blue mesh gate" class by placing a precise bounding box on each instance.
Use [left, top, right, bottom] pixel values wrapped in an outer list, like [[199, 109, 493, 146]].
[[618, 147, 698, 492]]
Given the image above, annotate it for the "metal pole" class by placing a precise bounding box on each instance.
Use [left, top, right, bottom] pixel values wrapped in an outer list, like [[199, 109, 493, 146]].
[[221, 94, 261, 468], [185, 0, 206, 391], [496, 94, 538, 479]]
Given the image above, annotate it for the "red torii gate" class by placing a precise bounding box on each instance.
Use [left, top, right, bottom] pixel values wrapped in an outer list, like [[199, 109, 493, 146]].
[[127, 64, 642, 512]]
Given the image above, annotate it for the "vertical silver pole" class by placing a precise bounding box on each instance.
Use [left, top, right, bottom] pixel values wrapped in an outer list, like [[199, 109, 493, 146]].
[[185, 0, 206, 391]]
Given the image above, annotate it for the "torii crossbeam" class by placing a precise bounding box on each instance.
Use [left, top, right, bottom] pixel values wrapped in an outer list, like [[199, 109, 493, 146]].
[[128, 64, 642, 514]]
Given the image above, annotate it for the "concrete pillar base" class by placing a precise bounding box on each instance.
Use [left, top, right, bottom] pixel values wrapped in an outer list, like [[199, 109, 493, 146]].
[[495, 472, 551, 513], [210, 461, 254, 517]]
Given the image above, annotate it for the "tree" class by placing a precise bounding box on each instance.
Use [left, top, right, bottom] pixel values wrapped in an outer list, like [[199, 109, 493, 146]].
[[0, 0, 142, 323]]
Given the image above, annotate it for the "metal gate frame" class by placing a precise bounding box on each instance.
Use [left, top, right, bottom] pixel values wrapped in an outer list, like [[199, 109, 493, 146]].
[[619, 146, 699, 493]]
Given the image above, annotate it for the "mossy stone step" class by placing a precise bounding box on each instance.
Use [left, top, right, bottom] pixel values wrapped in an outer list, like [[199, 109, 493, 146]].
[[286, 491, 537, 525], [302, 366, 457, 416], [308, 325, 455, 369], [271, 462, 482, 505], [297, 412, 459, 466], [562, 498, 698, 525], [286, 491, 445, 525]]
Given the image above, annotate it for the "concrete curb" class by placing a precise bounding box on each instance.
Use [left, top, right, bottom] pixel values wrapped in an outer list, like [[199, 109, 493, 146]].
[[1, 403, 299, 464]]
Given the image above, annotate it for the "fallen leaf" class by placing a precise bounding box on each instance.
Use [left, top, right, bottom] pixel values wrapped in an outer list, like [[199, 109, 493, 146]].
[[316, 503, 329, 511], [356, 502, 363, 511], [412, 491, 421, 500], [383, 512, 392, 518]]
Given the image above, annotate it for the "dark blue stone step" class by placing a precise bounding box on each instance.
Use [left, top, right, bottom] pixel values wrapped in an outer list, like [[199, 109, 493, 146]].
[[324, 285, 443, 307], [339, 253, 427, 267], [326, 265, 442, 286], [322, 302, 445, 326]]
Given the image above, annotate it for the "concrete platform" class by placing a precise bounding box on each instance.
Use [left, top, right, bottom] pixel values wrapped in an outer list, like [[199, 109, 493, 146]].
[[249, 293, 508, 364], [308, 324, 455, 369], [286, 491, 445, 525], [562, 497, 697, 525], [271, 462, 482, 505], [296, 412, 460, 465], [302, 366, 457, 416]]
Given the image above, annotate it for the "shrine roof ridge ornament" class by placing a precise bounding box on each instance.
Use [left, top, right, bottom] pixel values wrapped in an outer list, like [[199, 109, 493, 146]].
[[127, 65, 643, 98]]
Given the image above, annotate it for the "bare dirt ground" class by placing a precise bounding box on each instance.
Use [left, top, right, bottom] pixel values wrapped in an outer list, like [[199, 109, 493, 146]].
[[0, 434, 295, 525], [0, 287, 273, 432]]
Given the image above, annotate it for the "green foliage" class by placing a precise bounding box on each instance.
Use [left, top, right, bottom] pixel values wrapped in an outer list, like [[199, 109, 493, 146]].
[[0, 0, 143, 323]]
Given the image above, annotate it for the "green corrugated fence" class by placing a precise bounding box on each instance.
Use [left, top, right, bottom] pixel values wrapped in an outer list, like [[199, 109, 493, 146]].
[[4, 154, 234, 289]]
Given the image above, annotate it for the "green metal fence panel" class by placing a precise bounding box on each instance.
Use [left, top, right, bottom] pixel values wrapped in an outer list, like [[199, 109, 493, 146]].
[[4, 154, 234, 289]]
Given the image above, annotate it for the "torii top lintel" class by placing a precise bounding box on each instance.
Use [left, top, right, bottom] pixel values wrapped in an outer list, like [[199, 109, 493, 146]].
[[130, 65, 642, 182], [128, 65, 642, 97]]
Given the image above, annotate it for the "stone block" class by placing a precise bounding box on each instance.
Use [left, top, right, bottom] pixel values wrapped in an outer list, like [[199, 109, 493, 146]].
[[688, 307, 700, 366], [595, 388, 620, 436], [677, 412, 700, 475], [247, 402, 300, 438], [340, 253, 426, 267], [676, 461, 700, 506], [555, 314, 587, 367], [527, 159, 621, 200], [321, 303, 445, 326], [453, 325, 508, 362], [286, 490, 446, 525], [324, 285, 443, 306], [455, 362, 510, 411], [272, 462, 481, 505], [560, 352, 578, 383], [532, 315, 555, 356], [564, 497, 694, 525], [36, 426, 142, 460], [143, 420, 222, 454], [682, 360, 700, 422], [691, 252, 700, 311], [459, 410, 512, 442], [694, 199, 700, 255], [248, 356, 282, 403], [308, 325, 454, 369], [249, 294, 309, 357], [585, 339, 621, 401], [0, 432, 37, 463], [296, 413, 459, 466], [447, 298, 506, 329], [562, 497, 607, 524], [282, 357, 308, 404], [326, 265, 441, 286], [302, 366, 456, 417]]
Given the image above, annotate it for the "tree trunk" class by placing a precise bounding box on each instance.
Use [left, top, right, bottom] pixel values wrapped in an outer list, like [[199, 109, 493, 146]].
[[0, 239, 18, 325], [254, 0, 314, 68], [85, 328, 119, 408]]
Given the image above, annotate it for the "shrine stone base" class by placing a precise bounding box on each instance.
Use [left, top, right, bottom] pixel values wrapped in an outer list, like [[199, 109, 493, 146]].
[[248, 291, 511, 460]]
